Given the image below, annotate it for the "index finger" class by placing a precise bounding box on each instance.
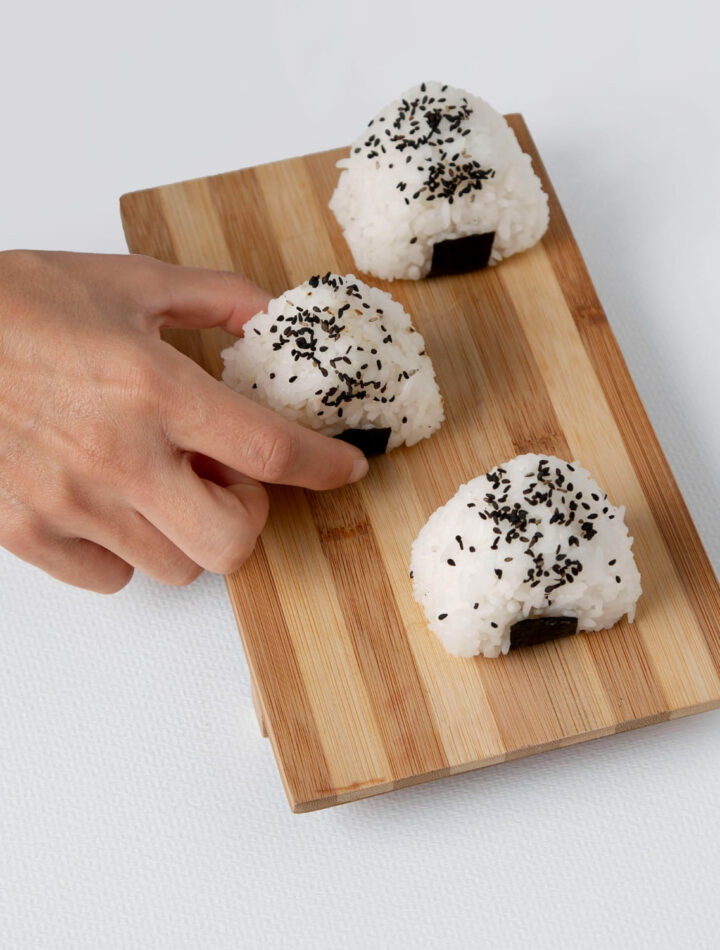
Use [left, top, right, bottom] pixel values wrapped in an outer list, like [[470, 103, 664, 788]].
[[164, 353, 369, 490], [144, 258, 273, 335]]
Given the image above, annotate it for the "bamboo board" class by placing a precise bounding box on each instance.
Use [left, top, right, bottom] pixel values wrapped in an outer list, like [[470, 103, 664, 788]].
[[120, 116, 720, 812]]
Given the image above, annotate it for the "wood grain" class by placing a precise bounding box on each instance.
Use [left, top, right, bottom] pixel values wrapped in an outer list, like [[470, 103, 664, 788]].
[[120, 116, 720, 811]]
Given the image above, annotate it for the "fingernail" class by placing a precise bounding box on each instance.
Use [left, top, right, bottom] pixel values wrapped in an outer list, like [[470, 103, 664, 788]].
[[348, 456, 369, 484]]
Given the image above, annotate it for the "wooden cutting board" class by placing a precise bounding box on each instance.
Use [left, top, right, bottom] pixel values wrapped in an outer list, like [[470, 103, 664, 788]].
[[120, 115, 720, 812]]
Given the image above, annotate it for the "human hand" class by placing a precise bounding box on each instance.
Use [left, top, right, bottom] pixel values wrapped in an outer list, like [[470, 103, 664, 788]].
[[0, 251, 368, 592]]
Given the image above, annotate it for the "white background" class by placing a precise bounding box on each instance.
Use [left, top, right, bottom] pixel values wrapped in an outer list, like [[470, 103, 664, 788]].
[[2, 1, 720, 947]]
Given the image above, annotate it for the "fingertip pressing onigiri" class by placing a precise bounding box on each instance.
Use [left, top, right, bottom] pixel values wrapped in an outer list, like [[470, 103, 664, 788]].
[[410, 454, 642, 658], [221, 273, 444, 453], [330, 81, 549, 281]]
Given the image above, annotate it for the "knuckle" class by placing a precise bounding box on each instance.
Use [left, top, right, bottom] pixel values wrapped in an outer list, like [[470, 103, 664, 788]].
[[72, 418, 118, 475], [129, 253, 163, 273], [126, 255, 173, 314], [123, 355, 166, 410], [164, 560, 203, 587], [59, 537, 134, 594], [35, 477, 81, 525], [210, 533, 256, 576], [245, 485, 270, 532], [253, 428, 299, 482], [95, 564, 134, 594]]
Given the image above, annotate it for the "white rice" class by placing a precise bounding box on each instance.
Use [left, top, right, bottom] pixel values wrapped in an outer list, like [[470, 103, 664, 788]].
[[221, 273, 444, 452], [410, 454, 642, 658], [330, 81, 549, 281]]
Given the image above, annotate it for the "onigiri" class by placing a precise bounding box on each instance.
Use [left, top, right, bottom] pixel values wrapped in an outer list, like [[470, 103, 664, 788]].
[[330, 81, 549, 281], [221, 273, 444, 454], [410, 454, 642, 658]]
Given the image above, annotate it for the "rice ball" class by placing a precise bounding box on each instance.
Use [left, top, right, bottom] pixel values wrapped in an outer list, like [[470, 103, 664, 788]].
[[410, 454, 642, 658], [330, 81, 549, 281], [221, 273, 444, 453]]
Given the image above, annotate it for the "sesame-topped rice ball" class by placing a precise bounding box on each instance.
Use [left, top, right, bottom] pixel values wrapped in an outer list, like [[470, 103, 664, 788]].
[[221, 273, 444, 454], [330, 81, 549, 281], [410, 454, 642, 658]]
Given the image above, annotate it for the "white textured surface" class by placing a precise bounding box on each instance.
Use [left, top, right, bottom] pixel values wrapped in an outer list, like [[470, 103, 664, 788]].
[[1, 1, 720, 947]]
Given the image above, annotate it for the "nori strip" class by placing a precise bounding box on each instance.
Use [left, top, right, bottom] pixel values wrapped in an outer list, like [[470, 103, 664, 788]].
[[334, 427, 392, 456], [428, 232, 495, 277], [509, 616, 578, 650]]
